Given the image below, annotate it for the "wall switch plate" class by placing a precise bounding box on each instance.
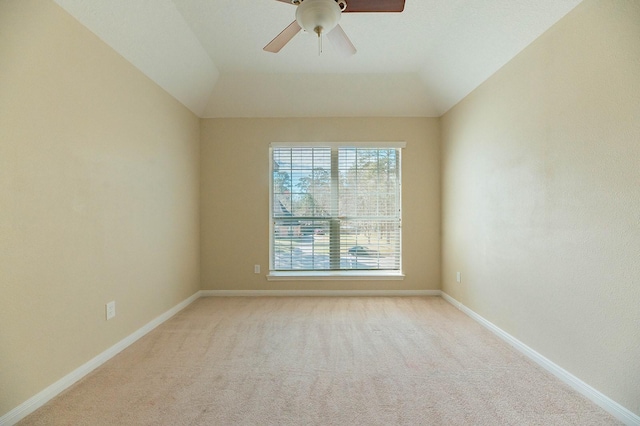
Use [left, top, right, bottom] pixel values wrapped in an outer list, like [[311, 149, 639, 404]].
[[254, 265, 261, 274], [456, 272, 461, 283], [106, 301, 116, 320]]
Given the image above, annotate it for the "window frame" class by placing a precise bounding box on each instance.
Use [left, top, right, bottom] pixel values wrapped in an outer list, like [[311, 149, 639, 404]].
[[267, 142, 405, 281]]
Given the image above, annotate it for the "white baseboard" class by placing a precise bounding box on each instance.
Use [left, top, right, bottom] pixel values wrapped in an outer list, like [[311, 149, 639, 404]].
[[199, 289, 442, 297], [441, 292, 640, 426], [8, 290, 634, 426], [0, 292, 201, 426], [1, 289, 439, 425]]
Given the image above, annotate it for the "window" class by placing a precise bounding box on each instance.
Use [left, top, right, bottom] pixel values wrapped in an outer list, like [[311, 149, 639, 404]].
[[269, 142, 404, 279]]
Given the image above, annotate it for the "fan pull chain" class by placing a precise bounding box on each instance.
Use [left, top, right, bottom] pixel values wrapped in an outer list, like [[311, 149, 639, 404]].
[[314, 26, 323, 55]]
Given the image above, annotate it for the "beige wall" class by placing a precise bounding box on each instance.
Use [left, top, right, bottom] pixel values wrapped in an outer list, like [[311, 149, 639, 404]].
[[200, 118, 440, 291], [441, 0, 640, 416], [0, 0, 200, 416]]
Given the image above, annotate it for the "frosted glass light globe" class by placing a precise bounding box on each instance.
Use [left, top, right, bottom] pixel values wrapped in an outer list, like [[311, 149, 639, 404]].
[[296, 0, 341, 36]]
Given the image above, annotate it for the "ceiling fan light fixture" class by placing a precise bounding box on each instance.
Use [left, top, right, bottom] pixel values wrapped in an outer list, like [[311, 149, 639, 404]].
[[295, 0, 342, 36]]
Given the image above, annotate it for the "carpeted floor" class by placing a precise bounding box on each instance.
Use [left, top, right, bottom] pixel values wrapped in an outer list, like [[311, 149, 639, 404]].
[[20, 297, 619, 425]]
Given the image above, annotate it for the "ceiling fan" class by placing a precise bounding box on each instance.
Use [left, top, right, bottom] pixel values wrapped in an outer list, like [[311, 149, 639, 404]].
[[264, 0, 405, 56]]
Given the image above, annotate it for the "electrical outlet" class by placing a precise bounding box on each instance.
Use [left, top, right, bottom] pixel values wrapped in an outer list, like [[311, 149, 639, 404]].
[[456, 272, 461, 283], [254, 264, 261, 274], [106, 301, 116, 320]]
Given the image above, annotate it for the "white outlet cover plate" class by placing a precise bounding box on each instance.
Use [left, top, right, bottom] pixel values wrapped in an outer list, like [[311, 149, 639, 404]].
[[106, 301, 116, 320]]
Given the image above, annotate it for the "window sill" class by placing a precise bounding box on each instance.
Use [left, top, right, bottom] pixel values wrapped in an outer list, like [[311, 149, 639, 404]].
[[266, 271, 405, 281]]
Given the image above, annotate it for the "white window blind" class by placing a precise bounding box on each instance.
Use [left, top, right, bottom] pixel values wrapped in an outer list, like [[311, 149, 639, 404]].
[[270, 143, 403, 272]]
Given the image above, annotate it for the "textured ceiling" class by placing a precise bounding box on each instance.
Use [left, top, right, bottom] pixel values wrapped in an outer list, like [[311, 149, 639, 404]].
[[53, 0, 583, 118]]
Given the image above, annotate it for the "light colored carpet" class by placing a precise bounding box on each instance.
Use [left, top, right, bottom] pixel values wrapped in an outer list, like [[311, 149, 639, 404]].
[[20, 297, 619, 425]]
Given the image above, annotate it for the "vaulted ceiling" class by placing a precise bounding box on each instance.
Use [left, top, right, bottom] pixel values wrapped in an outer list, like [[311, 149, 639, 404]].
[[53, 0, 582, 118]]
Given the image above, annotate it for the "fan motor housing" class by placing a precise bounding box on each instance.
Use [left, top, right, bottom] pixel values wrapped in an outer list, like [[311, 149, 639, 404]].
[[293, 0, 347, 10]]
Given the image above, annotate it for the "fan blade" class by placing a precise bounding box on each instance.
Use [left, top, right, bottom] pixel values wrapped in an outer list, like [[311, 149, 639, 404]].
[[264, 21, 302, 53], [343, 0, 405, 13], [327, 25, 356, 56]]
